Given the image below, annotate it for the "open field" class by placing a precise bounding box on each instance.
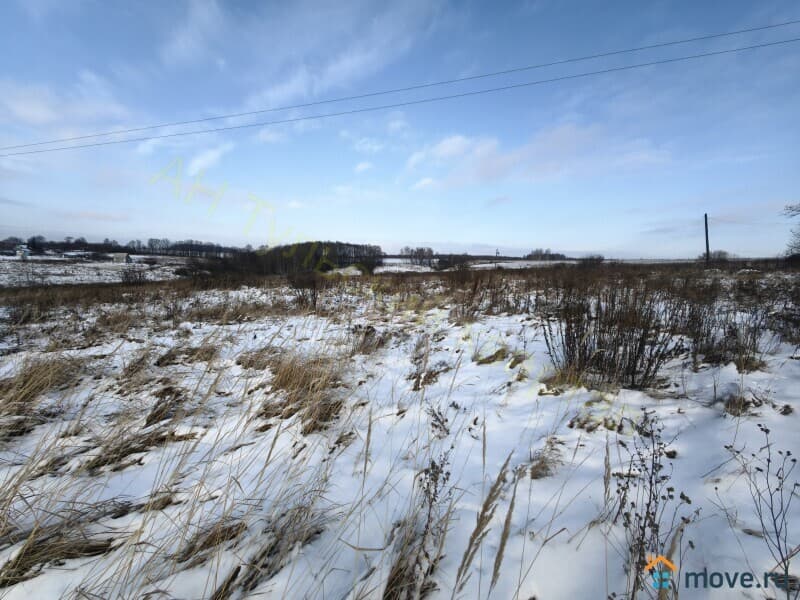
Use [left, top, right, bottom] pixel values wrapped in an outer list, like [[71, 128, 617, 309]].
[[0, 263, 798, 599], [0, 257, 186, 288]]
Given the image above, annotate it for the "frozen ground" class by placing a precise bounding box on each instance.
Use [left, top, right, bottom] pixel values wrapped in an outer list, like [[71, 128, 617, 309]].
[[0, 270, 798, 599], [0, 258, 184, 288]]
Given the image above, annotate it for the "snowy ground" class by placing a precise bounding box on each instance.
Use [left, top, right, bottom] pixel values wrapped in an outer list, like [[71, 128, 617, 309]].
[[0, 258, 184, 288], [0, 270, 798, 599], [470, 259, 577, 269]]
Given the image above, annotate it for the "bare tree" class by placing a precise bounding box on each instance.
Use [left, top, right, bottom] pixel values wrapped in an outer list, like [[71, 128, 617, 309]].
[[786, 204, 800, 254]]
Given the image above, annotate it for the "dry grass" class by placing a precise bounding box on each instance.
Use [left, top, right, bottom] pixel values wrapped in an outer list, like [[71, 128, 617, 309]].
[[144, 385, 187, 427], [453, 453, 511, 592], [0, 263, 796, 596], [0, 500, 133, 588], [236, 347, 276, 371], [723, 391, 752, 416], [121, 346, 152, 379], [236, 505, 326, 592], [183, 300, 290, 324], [0, 355, 82, 415], [350, 324, 389, 356], [174, 519, 246, 565], [155, 344, 218, 367], [261, 352, 344, 435], [94, 309, 136, 334], [528, 437, 561, 479], [83, 427, 196, 473], [0, 532, 115, 588], [475, 346, 509, 365], [0, 355, 83, 439]]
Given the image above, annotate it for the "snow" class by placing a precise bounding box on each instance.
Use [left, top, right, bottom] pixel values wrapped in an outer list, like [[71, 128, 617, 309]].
[[470, 259, 577, 269], [375, 262, 434, 273], [0, 276, 798, 598], [0, 257, 184, 287]]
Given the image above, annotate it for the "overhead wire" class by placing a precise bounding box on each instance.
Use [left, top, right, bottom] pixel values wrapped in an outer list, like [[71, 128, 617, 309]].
[[2, 35, 799, 158]]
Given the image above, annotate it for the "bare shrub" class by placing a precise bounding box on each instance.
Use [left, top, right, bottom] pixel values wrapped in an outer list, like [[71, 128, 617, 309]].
[[610, 410, 698, 598], [288, 271, 325, 311], [119, 267, 147, 285], [540, 283, 686, 389], [728, 425, 799, 598], [449, 276, 486, 324]]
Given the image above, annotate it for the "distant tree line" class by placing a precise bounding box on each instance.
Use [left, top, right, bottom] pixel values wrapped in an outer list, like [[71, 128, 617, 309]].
[[696, 250, 733, 262], [400, 246, 435, 266], [201, 241, 384, 276], [524, 248, 568, 261], [434, 254, 470, 270], [0, 235, 243, 258], [1, 235, 384, 275]]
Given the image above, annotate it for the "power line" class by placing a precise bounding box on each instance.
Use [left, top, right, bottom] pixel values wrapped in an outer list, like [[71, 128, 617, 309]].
[[2, 36, 798, 159], [2, 18, 799, 153]]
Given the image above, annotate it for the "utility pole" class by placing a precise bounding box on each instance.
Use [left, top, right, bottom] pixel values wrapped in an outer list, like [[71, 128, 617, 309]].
[[704, 213, 710, 264]]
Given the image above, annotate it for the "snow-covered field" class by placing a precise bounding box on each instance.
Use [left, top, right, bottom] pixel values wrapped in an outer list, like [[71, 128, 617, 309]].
[[0, 258, 184, 288], [0, 268, 798, 599], [470, 259, 578, 270]]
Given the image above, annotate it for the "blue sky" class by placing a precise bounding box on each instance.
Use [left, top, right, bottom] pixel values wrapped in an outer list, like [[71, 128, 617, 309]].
[[0, 0, 798, 257]]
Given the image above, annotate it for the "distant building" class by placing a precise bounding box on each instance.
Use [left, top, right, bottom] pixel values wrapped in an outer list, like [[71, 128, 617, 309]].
[[108, 252, 132, 264], [14, 245, 30, 260]]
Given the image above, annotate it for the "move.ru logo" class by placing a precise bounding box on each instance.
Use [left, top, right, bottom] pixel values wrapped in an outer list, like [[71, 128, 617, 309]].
[[646, 555, 677, 590]]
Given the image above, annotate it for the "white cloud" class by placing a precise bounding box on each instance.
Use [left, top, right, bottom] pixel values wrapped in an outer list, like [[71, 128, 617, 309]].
[[411, 177, 435, 191], [0, 70, 129, 128], [406, 125, 671, 188], [406, 134, 497, 170], [161, 0, 224, 66], [431, 135, 473, 159], [257, 128, 287, 144], [340, 129, 384, 154], [354, 138, 383, 153], [240, 2, 442, 110], [406, 150, 426, 170], [387, 114, 409, 134], [0, 82, 58, 125], [354, 161, 372, 174], [135, 138, 163, 155], [187, 142, 234, 176], [247, 68, 314, 108], [287, 200, 306, 209]]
